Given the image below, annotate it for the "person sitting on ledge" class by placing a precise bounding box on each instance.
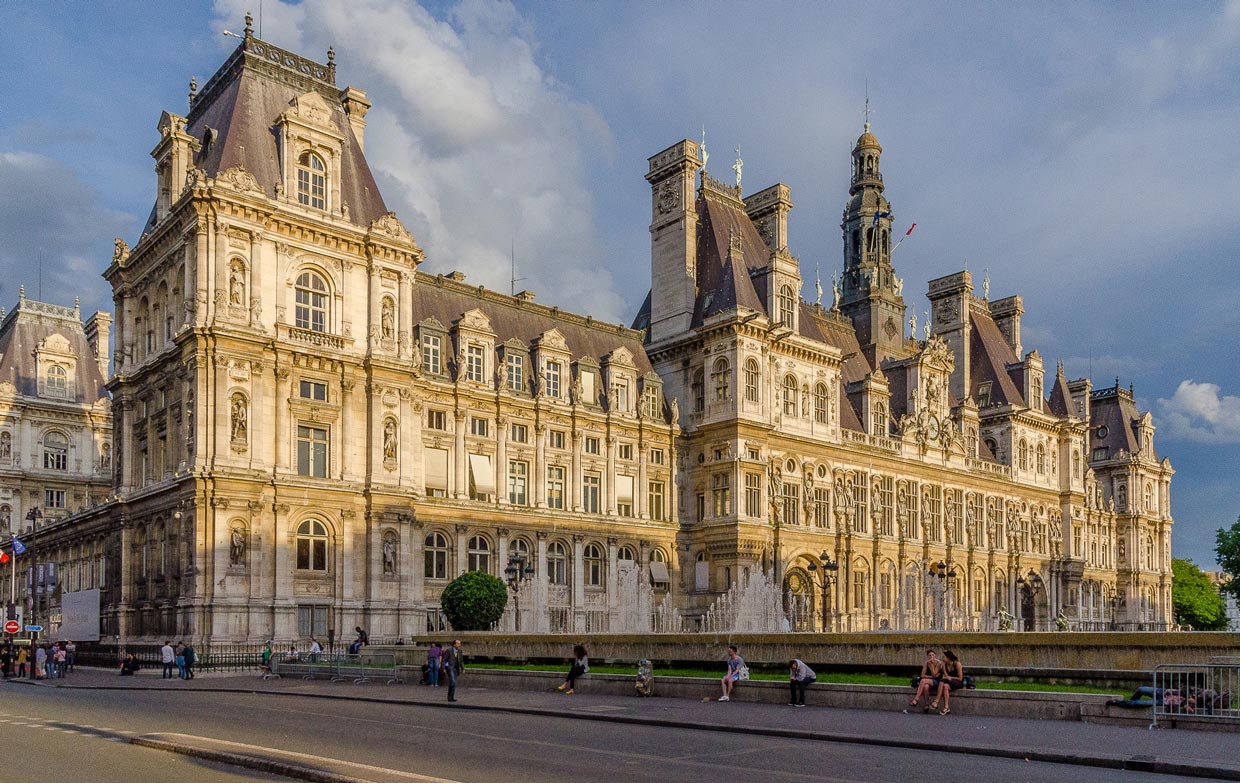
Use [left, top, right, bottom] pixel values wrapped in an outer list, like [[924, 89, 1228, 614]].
[[934, 650, 964, 716], [557, 644, 589, 695], [908, 649, 944, 712]]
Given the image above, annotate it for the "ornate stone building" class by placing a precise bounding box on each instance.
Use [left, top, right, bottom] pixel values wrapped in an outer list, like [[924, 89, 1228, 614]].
[[27, 23, 1172, 644], [634, 122, 1173, 631], [0, 289, 112, 620]]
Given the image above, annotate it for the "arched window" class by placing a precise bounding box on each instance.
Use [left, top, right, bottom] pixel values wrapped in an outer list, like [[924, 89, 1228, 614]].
[[712, 358, 730, 401], [873, 401, 888, 436], [814, 383, 829, 424], [651, 548, 667, 563], [467, 535, 491, 573], [295, 271, 329, 333], [778, 285, 796, 328], [1018, 439, 1028, 471], [547, 541, 568, 585], [617, 545, 636, 562], [46, 365, 68, 399], [509, 538, 534, 576], [42, 431, 69, 471], [782, 375, 798, 417], [743, 359, 760, 403], [1144, 482, 1154, 512], [1036, 443, 1046, 474], [1072, 450, 1081, 478], [984, 437, 998, 457], [691, 368, 705, 413], [424, 531, 449, 579], [297, 151, 327, 209], [584, 543, 605, 586], [296, 519, 329, 571]]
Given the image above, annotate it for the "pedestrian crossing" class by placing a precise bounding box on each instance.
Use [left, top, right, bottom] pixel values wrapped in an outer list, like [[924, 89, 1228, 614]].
[[0, 713, 136, 742]]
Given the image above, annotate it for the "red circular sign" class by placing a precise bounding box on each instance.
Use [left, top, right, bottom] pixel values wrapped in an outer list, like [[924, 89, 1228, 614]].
[[3, 621, 18, 634]]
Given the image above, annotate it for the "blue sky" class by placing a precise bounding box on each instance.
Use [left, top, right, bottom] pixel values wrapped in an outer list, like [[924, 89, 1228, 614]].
[[2, 1, 1239, 567]]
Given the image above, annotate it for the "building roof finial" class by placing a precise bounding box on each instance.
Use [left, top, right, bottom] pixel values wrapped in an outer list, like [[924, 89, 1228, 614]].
[[19, 285, 25, 302], [244, 11, 254, 37], [188, 76, 198, 110], [863, 79, 874, 132], [732, 145, 743, 190], [700, 126, 709, 171], [328, 46, 336, 65]]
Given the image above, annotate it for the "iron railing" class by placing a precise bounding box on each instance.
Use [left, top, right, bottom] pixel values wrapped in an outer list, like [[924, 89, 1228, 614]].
[[1151, 658, 1240, 728]]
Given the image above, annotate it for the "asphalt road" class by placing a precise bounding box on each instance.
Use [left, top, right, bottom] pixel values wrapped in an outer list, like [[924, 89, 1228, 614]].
[[0, 686, 1209, 783]]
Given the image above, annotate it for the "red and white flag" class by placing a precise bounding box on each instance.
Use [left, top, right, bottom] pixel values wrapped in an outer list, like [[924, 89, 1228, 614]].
[[905, 223, 917, 236]]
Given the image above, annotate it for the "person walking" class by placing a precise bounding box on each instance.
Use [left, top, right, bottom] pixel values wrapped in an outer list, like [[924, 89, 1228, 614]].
[[788, 658, 816, 706], [260, 640, 273, 675], [54, 643, 68, 678], [444, 639, 464, 702], [16, 646, 27, 678], [719, 645, 745, 701], [0, 644, 11, 678], [182, 641, 196, 680], [308, 637, 322, 663], [557, 644, 589, 695], [175, 642, 187, 679], [46, 643, 59, 679], [160, 640, 176, 679], [426, 642, 442, 687]]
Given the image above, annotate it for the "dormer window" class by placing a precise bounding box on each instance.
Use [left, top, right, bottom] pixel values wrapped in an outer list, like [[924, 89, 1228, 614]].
[[45, 365, 68, 399], [297, 152, 326, 209], [465, 344, 485, 383], [778, 285, 796, 329], [543, 360, 562, 398], [295, 271, 329, 333]]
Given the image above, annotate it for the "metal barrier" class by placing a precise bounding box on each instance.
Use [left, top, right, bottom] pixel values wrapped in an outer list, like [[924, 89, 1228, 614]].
[[1151, 660, 1240, 728], [270, 652, 403, 685]]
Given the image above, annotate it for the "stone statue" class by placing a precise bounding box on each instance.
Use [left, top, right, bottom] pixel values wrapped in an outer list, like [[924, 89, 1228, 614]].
[[893, 275, 904, 296], [831, 273, 841, 309], [381, 299, 395, 340], [909, 312, 917, 340], [732, 145, 743, 189], [230, 396, 248, 442], [382, 535, 398, 575], [100, 442, 111, 469], [1055, 610, 1070, 632], [982, 271, 990, 300], [229, 527, 246, 566], [0, 506, 10, 529], [922, 311, 930, 341], [229, 264, 245, 306], [815, 275, 823, 306], [0, 431, 10, 459], [383, 418, 398, 461], [669, 397, 680, 424], [997, 606, 1015, 632], [113, 237, 130, 265]]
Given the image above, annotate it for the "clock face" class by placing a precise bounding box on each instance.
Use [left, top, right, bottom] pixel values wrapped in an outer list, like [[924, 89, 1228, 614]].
[[786, 571, 806, 593], [927, 416, 940, 440]]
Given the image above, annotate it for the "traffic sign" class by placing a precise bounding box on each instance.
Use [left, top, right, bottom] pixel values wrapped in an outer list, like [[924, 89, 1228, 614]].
[[24, 625, 42, 632], [3, 620, 18, 634]]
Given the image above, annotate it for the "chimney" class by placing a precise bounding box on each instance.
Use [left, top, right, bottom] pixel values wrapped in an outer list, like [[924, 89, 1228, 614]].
[[990, 295, 1024, 356], [84, 311, 112, 380], [645, 139, 702, 343], [341, 86, 372, 151], [744, 183, 793, 251]]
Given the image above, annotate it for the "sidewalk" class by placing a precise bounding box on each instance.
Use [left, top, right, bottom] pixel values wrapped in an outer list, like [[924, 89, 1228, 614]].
[[11, 667, 1240, 781]]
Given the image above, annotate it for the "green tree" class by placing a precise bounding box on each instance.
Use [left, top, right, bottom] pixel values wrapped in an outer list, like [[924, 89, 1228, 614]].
[[440, 571, 508, 631], [1171, 558, 1229, 631], [1216, 515, 1240, 602]]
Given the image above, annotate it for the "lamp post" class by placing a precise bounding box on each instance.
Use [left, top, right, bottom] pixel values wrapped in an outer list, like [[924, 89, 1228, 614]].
[[805, 551, 839, 633], [24, 508, 41, 627], [926, 560, 957, 630], [1016, 568, 1044, 631], [504, 551, 536, 632]]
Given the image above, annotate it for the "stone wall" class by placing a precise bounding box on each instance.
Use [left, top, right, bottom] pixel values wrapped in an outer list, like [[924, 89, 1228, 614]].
[[392, 631, 1240, 673]]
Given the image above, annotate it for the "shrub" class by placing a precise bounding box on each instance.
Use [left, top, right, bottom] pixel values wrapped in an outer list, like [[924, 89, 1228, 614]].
[[441, 571, 508, 631]]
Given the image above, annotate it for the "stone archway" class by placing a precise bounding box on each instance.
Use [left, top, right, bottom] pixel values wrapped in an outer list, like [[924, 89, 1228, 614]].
[[783, 567, 814, 631]]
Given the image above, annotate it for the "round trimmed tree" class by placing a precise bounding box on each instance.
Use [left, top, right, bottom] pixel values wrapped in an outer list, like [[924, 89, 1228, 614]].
[[441, 571, 508, 631]]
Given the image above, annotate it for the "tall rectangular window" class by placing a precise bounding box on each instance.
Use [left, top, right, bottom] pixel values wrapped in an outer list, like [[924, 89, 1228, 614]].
[[509, 423, 528, 443], [544, 360, 561, 398], [584, 437, 600, 455], [299, 380, 328, 401], [782, 481, 799, 526], [297, 424, 329, 477], [44, 489, 66, 509], [506, 353, 524, 392], [618, 443, 634, 461], [648, 481, 665, 521], [469, 417, 489, 437], [613, 380, 629, 412], [426, 409, 447, 431], [546, 466, 565, 509], [744, 473, 762, 517], [814, 487, 831, 528], [548, 430, 565, 450], [422, 334, 442, 374], [852, 475, 869, 534], [582, 473, 601, 513], [876, 475, 894, 536], [296, 606, 329, 638], [924, 484, 942, 542], [507, 460, 528, 506], [711, 473, 731, 517], [466, 344, 485, 383]]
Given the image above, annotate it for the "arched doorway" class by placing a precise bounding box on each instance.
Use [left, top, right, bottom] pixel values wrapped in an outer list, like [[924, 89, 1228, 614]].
[[783, 567, 814, 631]]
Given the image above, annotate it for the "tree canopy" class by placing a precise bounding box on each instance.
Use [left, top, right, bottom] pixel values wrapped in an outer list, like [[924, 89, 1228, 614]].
[[1216, 515, 1240, 602], [440, 571, 508, 631], [1171, 558, 1229, 631]]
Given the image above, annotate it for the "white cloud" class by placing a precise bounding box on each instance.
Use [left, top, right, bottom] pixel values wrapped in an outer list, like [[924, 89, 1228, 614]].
[[212, 0, 625, 323], [0, 151, 131, 314], [1157, 380, 1240, 444]]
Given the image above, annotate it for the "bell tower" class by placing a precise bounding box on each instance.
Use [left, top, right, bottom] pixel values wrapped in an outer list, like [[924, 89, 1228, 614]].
[[839, 116, 908, 364]]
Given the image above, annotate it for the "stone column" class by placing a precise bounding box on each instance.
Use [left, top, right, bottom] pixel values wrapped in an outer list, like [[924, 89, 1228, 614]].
[[340, 380, 355, 481], [274, 367, 290, 474], [572, 534, 585, 631], [409, 517, 425, 613], [570, 428, 583, 512], [605, 435, 617, 515], [496, 415, 509, 506], [453, 410, 467, 499], [606, 536, 619, 626], [455, 524, 468, 576], [637, 437, 649, 518], [213, 221, 228, 323], [248, 230, 264, 329], [535, 532, 549, 632], [533, 424, 547, 508]]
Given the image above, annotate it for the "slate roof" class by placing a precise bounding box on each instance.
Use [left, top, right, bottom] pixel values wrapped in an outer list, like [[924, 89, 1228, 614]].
[[1089, 386, 1147, 457], [0, 299, 108, 402], [1048, 368, 1074, 417], [968, 309, 1026, 408], [413, 273, 654, 376], [145, 37, 387, 233], [692, 189, 768, 326]]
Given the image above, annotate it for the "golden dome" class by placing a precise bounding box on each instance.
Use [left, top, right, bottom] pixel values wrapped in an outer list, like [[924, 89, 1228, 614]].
[[854, 123, 882, 152]]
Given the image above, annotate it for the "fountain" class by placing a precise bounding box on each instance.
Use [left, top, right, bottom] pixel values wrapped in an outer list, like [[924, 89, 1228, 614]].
[[701, 570, 790, 633]]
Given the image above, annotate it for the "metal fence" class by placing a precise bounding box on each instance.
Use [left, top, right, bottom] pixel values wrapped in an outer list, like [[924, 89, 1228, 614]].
[[270, 652, 403, 684], [1151, 658, 1240, 728]]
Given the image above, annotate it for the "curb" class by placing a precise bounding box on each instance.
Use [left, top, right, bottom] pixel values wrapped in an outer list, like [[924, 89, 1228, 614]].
[[21, 681, 1240, 781]]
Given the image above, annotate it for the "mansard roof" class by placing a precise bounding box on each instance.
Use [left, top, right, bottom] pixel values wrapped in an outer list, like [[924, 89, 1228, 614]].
[[692, 185, 768, 326], [412, 272, 654, 376], [1048, 368, 1075, 417], [0, 297, 108, 403], [800, 303, 869, 432], [968, 308, 1026, 408], [1089, 384, 1148, 457], [146, 35, 387, 233]]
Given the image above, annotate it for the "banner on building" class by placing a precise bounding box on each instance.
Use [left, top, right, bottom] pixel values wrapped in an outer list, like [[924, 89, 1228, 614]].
[[57, 588, 101, 642]]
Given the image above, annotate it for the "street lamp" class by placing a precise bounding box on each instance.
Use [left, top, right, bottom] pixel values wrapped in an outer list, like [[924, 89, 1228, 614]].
[[926, 560, 958, 630], [805, 551, 839, 633], [25, 507, 42, 532], [504, 551, 535, 632], [1016, 568, 1044, 631]]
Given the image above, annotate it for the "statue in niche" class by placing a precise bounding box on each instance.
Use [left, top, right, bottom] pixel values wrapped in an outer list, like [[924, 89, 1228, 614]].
[[229, 527, 246, 566], [100, 442, 112, 469], [382, 535, 398, 575], [381, 298, 395, 340], [383, 418, 398, 461], [229, 262, 246, 307], [230, 395, 248, 442], [669, 397, 679, 424], [0, 506, 10, 529], [0, 431, 10, 459]]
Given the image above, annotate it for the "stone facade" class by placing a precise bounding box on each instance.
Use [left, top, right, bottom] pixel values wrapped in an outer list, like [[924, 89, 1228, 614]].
[[0, 289, 112, 623], [25, 24, 1172, 644]]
